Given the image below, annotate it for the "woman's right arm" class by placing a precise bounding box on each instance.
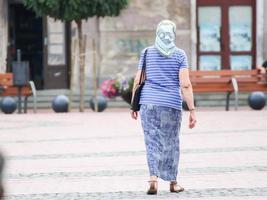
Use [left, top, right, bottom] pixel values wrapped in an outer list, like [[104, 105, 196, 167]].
[[179, 68, 197, 129]]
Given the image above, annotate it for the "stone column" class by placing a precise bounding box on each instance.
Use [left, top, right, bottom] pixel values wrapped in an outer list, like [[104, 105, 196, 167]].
[[256, 0, 265, 65], [264, 0, 267, 59], [190, 0, 197, 70], [0, 0, 8, 72]]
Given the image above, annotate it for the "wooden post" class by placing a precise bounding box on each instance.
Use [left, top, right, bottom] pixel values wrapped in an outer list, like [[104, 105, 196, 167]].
[[76, 20, 87, 112], [69, 39, 78, 112], [96, 17, 102, 88], [81, 35, 87, 110], [92, 39, 98, 112], [79, 34, 87, 112]]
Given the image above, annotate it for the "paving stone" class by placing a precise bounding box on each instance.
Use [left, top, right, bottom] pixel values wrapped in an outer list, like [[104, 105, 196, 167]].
[[0, 109, 266, 199]]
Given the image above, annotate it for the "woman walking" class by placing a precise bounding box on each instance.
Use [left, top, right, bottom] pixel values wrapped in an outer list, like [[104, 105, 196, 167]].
[[131, 20, 196, 195]]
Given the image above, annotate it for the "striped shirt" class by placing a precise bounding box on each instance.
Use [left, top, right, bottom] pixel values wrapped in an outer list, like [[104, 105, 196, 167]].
[[138, 46, 188, 110]]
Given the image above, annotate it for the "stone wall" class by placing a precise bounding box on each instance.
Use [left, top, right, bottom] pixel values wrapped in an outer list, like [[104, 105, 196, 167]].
[[79, 0, 192, 85]]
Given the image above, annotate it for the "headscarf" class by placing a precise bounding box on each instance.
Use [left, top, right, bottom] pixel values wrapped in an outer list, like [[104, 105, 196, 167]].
[[154, 20, 177, 57]]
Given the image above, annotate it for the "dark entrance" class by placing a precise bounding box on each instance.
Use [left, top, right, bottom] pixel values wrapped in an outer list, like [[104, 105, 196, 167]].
[[7, 1, 70, 89], [8, 2, 43, 89]]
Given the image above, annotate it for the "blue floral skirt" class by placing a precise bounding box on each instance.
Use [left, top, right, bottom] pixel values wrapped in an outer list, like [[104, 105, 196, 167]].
[[140, 104, 182, 181]]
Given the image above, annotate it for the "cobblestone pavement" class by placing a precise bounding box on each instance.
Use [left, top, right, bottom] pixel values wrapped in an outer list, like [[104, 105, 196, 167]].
[[0, 108, 267, 200]]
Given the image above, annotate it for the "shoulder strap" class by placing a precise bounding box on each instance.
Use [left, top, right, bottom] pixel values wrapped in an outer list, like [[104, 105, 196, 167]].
[[139, 49, 148, 84]]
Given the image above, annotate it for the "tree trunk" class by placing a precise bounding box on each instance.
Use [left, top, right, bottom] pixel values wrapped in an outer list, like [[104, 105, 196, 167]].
[[96, 17, 101, 87], [76, 20, 85, 112]]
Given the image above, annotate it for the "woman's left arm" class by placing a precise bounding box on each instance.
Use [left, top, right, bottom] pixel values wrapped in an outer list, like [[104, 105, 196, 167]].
[[179, 68, 197, 129], [130, 70, 142, 120]]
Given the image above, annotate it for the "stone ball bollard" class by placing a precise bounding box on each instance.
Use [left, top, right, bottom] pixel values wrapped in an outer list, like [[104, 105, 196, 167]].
[[0, 96, 17, 114], [89, 96, 107, 112], [248, 92, 266, 110], [52, 95, 69, 113]]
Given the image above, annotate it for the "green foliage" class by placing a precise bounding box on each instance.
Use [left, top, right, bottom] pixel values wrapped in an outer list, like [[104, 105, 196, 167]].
[[23, 0, 129, 21]]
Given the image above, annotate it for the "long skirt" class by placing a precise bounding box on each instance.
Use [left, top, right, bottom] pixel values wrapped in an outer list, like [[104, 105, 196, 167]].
[[140, 104, 182, 181]]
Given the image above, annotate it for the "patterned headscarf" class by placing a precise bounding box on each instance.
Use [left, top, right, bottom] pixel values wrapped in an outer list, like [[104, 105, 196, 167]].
[[154, 20, 177, 57]]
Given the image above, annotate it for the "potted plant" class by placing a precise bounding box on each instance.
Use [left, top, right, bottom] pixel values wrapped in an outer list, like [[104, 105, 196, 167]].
[[100, 74, 134, 104], [100, 79, 119, 99], [119, 78, 134, 104]]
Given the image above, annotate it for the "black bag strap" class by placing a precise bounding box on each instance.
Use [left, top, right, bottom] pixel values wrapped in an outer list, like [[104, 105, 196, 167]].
[[139, 48, 148, 85]]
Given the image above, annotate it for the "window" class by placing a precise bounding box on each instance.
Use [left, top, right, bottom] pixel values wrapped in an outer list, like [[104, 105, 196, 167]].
[[197, 0, 256, 70]]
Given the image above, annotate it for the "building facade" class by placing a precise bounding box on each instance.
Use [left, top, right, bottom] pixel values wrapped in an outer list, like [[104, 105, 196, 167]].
[[0, 0, 267, 91]]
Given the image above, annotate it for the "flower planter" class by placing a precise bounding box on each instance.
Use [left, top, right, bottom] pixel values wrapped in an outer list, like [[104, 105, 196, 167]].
[[101, 75, 134, 105]]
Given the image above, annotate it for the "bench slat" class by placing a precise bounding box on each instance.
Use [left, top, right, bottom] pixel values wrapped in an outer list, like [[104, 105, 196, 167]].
[[189, 69, 267, 93], [1, 86, 32, 96], [190, 69, 258, 76], [191, 77, 231, 83], [0, 73, 32, 97]]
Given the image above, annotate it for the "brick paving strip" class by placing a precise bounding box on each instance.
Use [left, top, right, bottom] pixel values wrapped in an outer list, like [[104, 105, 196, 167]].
[[0, 110, 267, 200], [5, 187, 267, 200], [4, 146, 267, 160], [4, 165, 267, 180]]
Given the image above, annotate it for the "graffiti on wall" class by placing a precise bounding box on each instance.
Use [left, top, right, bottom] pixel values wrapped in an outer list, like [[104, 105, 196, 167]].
[[116, 38, 151, 54]]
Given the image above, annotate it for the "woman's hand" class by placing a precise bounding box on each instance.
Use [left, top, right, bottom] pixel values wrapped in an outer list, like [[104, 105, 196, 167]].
[[131, 110, 138, 120], [189, 110, 197, 129]]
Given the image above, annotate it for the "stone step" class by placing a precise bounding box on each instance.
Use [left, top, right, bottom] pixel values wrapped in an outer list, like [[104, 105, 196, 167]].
[[0, 90, 266, 109]]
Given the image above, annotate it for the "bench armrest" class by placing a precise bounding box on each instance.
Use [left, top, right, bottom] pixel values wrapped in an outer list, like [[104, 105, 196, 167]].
[[231, 77, 238, 91], [29, 81, 37, 113]]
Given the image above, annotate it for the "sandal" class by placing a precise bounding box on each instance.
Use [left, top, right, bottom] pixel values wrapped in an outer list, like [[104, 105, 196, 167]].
[[170, 181, 184, 193], [147, 180, 158, 195]]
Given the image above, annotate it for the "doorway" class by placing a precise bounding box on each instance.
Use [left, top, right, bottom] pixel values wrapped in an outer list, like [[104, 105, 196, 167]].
[[197, 0, 256, 70], [8, 2, 44, 89], [7, 1, 70, 89], [43, 17, 70, 89]]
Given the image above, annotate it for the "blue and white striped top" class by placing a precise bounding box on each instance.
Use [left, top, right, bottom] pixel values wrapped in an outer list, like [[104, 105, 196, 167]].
[[138, 46, 188, 110]]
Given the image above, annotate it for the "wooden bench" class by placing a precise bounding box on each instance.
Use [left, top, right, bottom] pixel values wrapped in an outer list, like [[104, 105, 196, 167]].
[[190, 69, 267, 110], [0, 73, 37, 113]]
